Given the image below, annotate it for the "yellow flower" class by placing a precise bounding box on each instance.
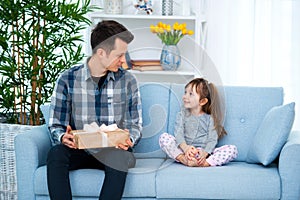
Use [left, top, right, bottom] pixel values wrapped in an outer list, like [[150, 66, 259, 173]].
[[150, 22, 194, 45], [150, 24, 156, 33], [160, 28, 166, 34], [178, 24, 183, 31], [158, 21, 163, 28], [166, 25, 171, 32], [187, 30, 194, 35], [173, 22, 179, 30]]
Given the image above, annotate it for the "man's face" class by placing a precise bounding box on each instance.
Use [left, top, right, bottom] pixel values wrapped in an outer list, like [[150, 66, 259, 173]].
[[104, 38, 128, 72]]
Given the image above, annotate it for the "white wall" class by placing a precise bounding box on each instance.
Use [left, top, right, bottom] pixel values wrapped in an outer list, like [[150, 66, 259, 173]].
[[205, 0, 300, 130]]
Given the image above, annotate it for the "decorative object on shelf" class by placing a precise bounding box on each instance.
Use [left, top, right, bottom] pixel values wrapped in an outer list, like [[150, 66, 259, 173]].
[[160, 45, 181, 70], [134, 0, 153, 15], [150, 22, 194, 70], [105, 0, 123, 14], [162, 0, 173, 15]]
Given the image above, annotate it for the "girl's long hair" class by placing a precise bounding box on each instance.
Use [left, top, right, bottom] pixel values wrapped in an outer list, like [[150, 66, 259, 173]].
[[185, 78, 227, 138]]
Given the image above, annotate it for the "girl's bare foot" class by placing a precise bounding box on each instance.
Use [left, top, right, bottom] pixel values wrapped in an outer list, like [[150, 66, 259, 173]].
[[187, 159, 199, 167], [176, 154, 188, 166], [198, 160, 210, 167], [176, 154, 199, 167]]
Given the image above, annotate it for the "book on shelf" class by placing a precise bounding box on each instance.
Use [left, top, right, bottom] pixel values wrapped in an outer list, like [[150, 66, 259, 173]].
[[131, 59, 160, 66], [130, 59, 163, 71], [132, 65, 163, 71]]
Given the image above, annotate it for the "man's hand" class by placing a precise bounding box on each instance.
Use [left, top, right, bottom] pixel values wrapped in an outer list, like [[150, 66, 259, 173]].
[[117, 138, 133, 150], [117, 129, 133, 150], [61, 125, 77, 149]]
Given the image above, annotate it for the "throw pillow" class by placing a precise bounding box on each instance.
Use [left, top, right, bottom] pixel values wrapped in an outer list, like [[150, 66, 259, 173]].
[[246, 102, 295, 166]]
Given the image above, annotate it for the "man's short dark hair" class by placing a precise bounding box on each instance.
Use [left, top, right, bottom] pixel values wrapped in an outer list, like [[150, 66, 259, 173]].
[[90, 20, 134, 54]]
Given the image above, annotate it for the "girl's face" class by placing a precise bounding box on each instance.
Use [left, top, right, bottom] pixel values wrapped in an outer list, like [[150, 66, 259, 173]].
[[182, 84, 201, 112]]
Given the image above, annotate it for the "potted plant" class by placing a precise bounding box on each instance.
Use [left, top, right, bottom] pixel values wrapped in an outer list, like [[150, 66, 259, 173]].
[[0, 0, 99, 198], [0, 0, 98, 125]]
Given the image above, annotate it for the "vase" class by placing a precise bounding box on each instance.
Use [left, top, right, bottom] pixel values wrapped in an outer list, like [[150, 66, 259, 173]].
[[104, 0, 123, 14], [162, 0, 173, 16], [160, 44, 181, 71]]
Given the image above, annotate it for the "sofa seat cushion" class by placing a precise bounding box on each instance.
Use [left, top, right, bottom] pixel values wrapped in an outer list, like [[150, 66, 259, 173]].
[[34, 158, 165, 198], [156, 160, 280, 199], [35, 196, 157, 200], [123, 158, 165, 197]]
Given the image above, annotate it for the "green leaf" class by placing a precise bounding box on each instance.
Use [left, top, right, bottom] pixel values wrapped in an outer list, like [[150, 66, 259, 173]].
[[0, 0, 96, 125]]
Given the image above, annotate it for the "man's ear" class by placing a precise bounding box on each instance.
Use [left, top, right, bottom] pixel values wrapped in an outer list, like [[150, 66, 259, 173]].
[[200, 98, 208, 106], [96, 48, 106, 58]]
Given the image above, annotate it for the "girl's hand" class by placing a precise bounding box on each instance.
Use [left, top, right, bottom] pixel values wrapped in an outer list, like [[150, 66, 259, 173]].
[[196, 150, 208, 165], [184, 145, 198, 160]]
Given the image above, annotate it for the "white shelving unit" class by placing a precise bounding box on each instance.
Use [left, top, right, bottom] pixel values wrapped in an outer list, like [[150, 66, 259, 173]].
[[87, 0, 207, 83], [128, 67, 198, 84]]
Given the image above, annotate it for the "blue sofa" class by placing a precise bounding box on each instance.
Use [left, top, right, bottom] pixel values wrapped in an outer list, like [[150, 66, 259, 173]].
[[15, 82, 300, 200]]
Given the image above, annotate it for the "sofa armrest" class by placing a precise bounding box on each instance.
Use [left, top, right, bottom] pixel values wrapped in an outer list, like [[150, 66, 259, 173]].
[[14, 124, 52, 200], [278, 130, 300, 200]]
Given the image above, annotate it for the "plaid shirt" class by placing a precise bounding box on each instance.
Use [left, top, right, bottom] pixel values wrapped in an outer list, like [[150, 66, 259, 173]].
[[48, 61, 142, 146]]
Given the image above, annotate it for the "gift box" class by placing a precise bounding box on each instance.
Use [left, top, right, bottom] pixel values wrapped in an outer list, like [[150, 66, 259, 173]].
[[72, 129, 129, 149]]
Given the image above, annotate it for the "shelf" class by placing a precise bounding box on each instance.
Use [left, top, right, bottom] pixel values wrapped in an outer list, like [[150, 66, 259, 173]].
[[128, 68, 196, 84], [128, 69, 195, 76], [88, 11, 206, 47], [86, 0, 206, 83], [89, 12, 198, 20]]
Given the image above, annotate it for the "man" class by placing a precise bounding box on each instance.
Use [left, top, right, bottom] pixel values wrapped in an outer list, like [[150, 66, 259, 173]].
[[47, 20, 142, 200]]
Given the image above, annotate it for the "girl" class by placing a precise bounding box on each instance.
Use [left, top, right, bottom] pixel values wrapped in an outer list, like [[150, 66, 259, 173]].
[[159, 78, 238, 167]]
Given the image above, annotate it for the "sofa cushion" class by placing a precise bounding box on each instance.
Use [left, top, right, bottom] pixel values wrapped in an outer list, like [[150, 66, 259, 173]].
[[218, 86, 284, 161], [156, 160, 280, 199], [123, 158, 165, 197], [134, 83, 171, 158], [168, 84, 185, 135], [34, 158, 165, 197], [246, 102, 295, 165]]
